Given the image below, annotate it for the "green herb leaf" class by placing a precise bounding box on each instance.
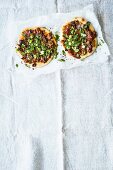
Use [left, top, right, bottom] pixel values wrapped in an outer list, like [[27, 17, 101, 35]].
[[62, 50, 66, 56], [74, 41, 81, 47], [101, 39, 104, 43], [81, 33, 86, 37], [16, 48, 19, 52], [70, 27, 75, 34], [58, 59, 65, 62], [21, 44, 25, 48], [54, 51, 59, 59], [16, 64, 19, 67], [74, 48, 79, 52], [72, 47, 79, 52], [55, 33, 60, 41], [87, 21, 91, 27], [83, 21, 91, 29], [73, 34, 79, 40]]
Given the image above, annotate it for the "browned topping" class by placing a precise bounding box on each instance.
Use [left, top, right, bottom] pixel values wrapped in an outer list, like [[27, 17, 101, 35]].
[[16, 28, 58, 67], [62, 19, 97, 59], [82, 18, 85, 21]]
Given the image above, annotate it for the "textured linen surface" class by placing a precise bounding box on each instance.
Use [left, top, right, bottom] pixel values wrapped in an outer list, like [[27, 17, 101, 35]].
[[0, 0, 113, 170]]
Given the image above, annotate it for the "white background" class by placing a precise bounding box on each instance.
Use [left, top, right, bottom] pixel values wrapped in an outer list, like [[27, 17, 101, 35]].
[[0, 0, 113, 170]]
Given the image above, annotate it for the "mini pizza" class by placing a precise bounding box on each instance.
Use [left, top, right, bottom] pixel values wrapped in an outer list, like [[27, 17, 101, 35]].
[[61, 17, 97, 60], [16, 27, 58, 68]]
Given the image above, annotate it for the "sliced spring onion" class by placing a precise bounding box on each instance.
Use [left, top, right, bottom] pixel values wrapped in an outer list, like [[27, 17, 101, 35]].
[[62, 50, 66, 56]]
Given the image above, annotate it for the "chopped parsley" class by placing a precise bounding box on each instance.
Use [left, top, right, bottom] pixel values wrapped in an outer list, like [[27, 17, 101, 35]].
[[83, 21, 91, 29], [55, 32, 60, 41], [16, 64, 19, 67], [54, 51, 59, 59], [58, 59, 65, 62], [101, 39, 104, 43], [62, 50, 66, 56]]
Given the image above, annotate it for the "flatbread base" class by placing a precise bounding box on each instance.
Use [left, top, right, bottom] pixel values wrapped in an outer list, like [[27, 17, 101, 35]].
[[60, 17, 97, 60], [17, 27, 56, 68]]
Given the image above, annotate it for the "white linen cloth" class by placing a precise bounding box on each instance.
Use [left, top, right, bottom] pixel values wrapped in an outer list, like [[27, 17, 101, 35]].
[[0, 2, 113, 170]]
